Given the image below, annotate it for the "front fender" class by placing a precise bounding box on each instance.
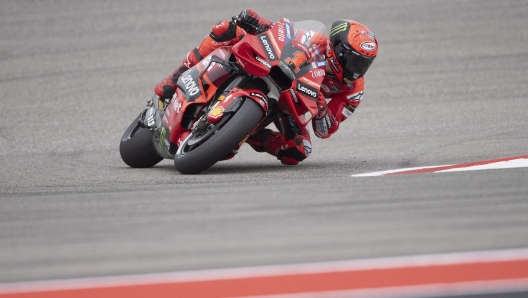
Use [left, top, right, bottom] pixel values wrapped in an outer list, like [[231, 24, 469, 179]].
[[207, 88, 268, 124]]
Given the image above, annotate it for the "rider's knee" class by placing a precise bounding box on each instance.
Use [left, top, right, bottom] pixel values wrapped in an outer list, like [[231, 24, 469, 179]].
[[278, 135, 312, 163]]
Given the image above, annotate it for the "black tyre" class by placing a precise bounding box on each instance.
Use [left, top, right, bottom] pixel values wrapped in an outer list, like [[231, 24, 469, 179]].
[[119, 115, 163, 168], [174, 99, 264, 174]]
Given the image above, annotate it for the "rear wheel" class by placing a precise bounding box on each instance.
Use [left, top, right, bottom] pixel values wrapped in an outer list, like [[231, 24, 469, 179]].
[[119, 115, 163, 168], [174, 98, 264, 174]]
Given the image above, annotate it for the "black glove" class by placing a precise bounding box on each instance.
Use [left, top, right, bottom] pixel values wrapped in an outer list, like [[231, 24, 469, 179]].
[[236, 9, 260, 34]]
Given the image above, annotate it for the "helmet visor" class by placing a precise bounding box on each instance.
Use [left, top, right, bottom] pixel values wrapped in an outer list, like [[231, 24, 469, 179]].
[[342, 50, 374, 82], [334, 37, 375, 83]]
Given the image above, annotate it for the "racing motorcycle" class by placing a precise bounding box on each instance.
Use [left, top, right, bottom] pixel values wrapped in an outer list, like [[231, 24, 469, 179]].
[[120, 18, 328, 174]]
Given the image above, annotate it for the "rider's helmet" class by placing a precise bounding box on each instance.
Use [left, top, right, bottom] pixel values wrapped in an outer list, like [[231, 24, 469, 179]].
[[326, 20, 378, 84]]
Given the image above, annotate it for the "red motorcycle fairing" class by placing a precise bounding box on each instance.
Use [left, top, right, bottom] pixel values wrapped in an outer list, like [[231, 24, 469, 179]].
[[232, 18, 327, 127], [161, 46, 269, 149], [207, 88, 268, 124]]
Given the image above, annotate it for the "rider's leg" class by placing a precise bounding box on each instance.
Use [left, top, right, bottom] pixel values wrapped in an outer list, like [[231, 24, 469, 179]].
[[247, 116, 312, 165]]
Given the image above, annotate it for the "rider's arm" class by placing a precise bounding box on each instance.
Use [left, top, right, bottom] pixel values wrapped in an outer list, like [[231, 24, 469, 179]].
[[154, 19, 245, 99], [154, 9, 270, 100]]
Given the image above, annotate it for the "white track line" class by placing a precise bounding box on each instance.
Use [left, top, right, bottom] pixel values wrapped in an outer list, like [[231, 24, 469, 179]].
[[352, 155, 528, 177]]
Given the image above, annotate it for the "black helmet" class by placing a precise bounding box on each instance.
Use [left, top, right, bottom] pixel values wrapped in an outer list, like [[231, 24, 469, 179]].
[[327, 20, 378, 84]]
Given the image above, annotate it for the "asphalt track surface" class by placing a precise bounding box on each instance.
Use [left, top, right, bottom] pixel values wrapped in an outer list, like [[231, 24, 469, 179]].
[[1, 0, 528, 296]]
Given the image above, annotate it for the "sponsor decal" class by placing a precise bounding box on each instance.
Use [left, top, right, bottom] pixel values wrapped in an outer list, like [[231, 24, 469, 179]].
[[342, 107, 353, 118], [301, 30, 314, 46], [183, 52, 192, 68], [300, 77, 320, 89], [296, 43, 309, 55], [347, 91, 364, 101], [250, 92, 268, 110], [147, 115, 155, 127], [329, 56, 340, 73], [277, 22, 286, 42], [250, 92, 267, 102], [181, 74, 200, 96], [285, 22, 292, 42], [284, 51, 307, 73], [258, 35, 278, 61], [289, 89, 299, 103], [360, 41, 376, 51], [311, 68, 325, 78], [325, 115, 333, 129], [316, 61, 326, 68], [255, 56, 271, 69], [367, 31, 375, 40], [209, 106, 224, 119], [211, 41, 231, 46], [236, 56, 245, 68], [177, 67, 202, 102], [279, 61, 295, 80], [214, 20, 227, 29], [173, 101, 182, 113], [331, 22, 348, 36], [321, 84, 330, 93], [331, 85, 340, 92], [296, 82, 318, 99]]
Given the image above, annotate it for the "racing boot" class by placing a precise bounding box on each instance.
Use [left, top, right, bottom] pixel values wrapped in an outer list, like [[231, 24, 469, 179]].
[[247, 129, 310, 165]]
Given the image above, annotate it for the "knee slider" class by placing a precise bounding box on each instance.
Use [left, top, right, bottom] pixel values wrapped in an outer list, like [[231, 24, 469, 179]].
[[278, 136, 312, 162]]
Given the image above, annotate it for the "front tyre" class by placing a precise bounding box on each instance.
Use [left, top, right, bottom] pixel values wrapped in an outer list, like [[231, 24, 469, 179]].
[[174, 99, 264, 174], [120, 115, 163, 168]]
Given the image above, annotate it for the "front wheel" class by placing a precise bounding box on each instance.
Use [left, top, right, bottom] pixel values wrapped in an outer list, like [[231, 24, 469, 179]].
[[174, 99, 264, 174], [120, 115, 163, 168]]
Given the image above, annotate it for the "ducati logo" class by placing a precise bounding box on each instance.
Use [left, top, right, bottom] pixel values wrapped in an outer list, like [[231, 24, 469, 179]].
[[360, 41, 376, 51]]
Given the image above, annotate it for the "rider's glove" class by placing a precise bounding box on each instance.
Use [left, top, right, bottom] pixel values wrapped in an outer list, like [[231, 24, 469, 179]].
[[236, 9, 260, 34], [312, 106, 338, 139]]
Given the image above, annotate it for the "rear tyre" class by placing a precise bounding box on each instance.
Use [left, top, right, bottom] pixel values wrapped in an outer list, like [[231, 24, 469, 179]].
[[119, 115, 163, 168], [174, 99, 264, 174]]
